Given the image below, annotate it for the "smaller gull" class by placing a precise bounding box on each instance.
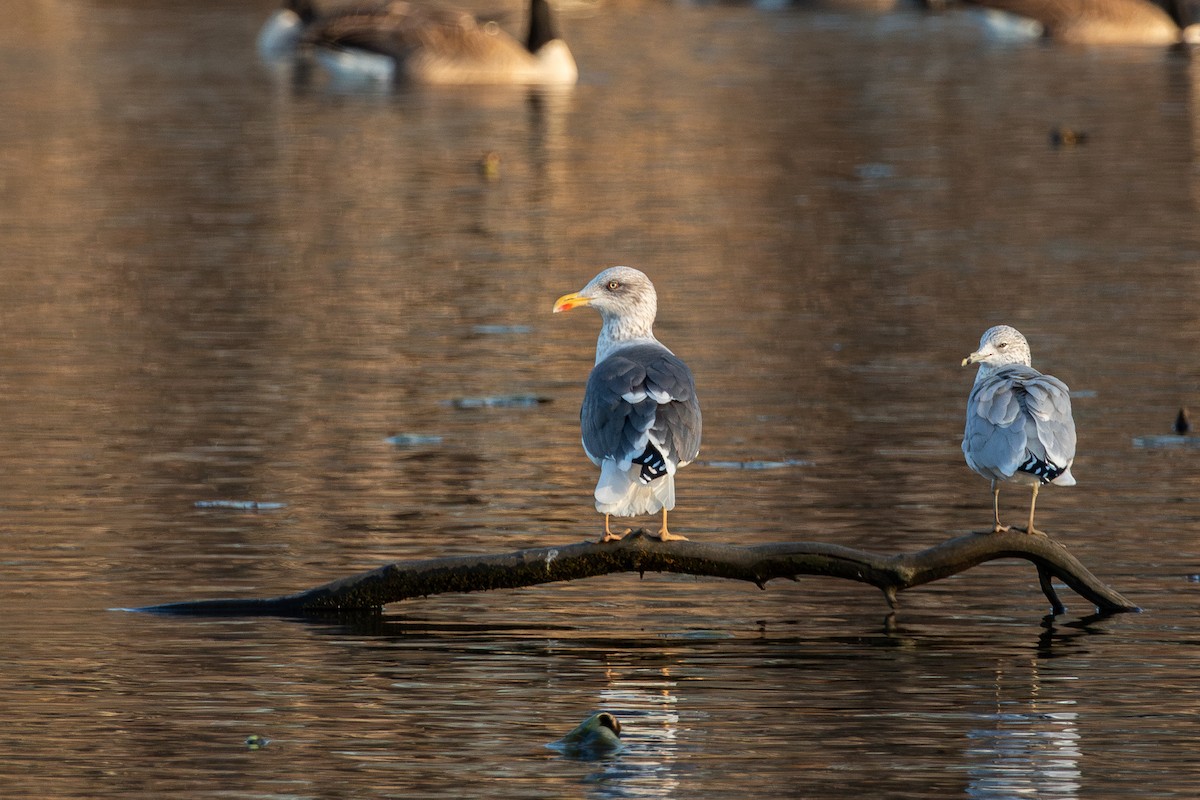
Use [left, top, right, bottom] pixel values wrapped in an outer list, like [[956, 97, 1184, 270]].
[[962, 325, 1076, 535], [553, 267, 702, 543]]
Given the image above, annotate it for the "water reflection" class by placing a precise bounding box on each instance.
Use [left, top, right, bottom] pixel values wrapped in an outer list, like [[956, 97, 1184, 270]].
[[967, 657, 1081, 800], [586, 666, 683, 799]]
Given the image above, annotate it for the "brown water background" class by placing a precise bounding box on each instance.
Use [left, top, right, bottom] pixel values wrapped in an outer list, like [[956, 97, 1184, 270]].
[[3, 1, 1200, 797]]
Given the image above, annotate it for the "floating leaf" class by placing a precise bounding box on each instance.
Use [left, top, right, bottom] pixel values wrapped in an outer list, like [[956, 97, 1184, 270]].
[[447, 394, 550, 409], [661, 629, 735, 640], [702, 459, 811, 470], [386, 434, 444, 447], [472, 324, 531, 335], [855, 162, 895, 181], [1131, 436, 1200, 450], [194, 500, 287, 511]]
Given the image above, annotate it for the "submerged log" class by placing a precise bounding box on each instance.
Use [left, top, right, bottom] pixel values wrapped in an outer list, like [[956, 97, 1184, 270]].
[[134, 528, 1138, 618]]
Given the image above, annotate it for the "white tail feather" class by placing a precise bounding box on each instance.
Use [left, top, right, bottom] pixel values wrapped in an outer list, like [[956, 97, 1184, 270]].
[[594, 459, 675, 516]]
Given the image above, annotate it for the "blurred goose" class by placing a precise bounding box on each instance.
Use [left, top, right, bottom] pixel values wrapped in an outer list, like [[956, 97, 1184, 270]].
[[257, 0, 315, 62], [260, 0, 577, 85], [962, 325, 1077, 536], [961, 0, 1200, 45]]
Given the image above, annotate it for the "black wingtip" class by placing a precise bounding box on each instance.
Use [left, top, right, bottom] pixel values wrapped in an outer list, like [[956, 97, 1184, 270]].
[[632, 444, 669, 483], [1018, 453, 1067, 485]]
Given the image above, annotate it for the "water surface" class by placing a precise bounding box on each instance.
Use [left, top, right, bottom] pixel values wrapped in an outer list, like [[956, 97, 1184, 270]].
[[3, 1, 1200, 797]]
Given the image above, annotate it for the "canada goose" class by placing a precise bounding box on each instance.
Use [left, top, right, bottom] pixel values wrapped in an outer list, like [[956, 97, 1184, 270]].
[[960, 0, 1200, 45], [259, 0, 577, 85]]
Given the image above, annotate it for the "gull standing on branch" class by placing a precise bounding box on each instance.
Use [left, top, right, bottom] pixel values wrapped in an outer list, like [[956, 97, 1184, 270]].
[[962, 325, 1076, 535], [553, 267, 702, 543]]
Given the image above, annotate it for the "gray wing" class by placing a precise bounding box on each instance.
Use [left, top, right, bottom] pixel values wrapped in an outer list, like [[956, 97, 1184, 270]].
[[963, 365, 1075, 480], [580, 343, 701, 471], [1022, 373, 1076, 472]]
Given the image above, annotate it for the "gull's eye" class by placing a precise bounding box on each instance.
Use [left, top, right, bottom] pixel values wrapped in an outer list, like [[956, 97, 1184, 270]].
[[607, 280, 620, 291], [997, 342, 1008, 349]]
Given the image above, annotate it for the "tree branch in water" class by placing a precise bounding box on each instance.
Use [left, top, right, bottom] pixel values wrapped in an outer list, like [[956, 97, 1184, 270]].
[[132, 529, 1138, 618]]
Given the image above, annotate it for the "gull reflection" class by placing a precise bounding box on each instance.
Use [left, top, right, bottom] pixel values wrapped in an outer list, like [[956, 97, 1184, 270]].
[[966, 658, 1081, 799]]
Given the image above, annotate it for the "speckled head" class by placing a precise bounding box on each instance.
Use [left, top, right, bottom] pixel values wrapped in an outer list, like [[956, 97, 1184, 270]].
[[962, 324, 1033, 370]]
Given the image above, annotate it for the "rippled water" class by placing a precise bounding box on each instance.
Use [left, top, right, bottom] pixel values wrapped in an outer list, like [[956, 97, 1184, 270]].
[[4, 0, 1200, 797]]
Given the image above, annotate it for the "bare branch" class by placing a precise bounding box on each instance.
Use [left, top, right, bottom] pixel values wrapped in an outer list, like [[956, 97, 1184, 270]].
[[133, 529, 1138, 617]]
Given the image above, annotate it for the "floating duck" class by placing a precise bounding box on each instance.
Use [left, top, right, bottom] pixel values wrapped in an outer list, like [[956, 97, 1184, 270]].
[[1049, 126, 1088, 148], [548, 712, 623, 758]]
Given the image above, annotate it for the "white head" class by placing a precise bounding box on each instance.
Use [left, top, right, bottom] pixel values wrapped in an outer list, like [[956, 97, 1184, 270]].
[[553, 266, 659, 357], [962, 325, 1033, 373]]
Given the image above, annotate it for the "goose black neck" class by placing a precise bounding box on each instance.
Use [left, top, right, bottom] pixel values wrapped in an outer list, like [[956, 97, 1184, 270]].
[[1177, 0, 1200, 27], [526, 0, 560, 52], [285, 0, 318, 25]]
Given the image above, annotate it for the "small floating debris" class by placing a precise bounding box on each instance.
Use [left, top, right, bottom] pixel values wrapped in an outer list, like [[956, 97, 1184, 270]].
[[547, 712, 623, 759], [386, 433, 444, 447], [244, 734, 270, 750], [1134, 408, 1199, 448], [478, 150, 501, 180], [447, 394, 550, 409], [1070, 389, 1097, 399], [1132, 436, 1200, 450], [471, 324, 532, 335], [662, 630, 736, 640], [193, 500, 287, 511], [702, 459, 811, 470], [1050, 127, 1088, 148], [855, 162, 895, 181], [1188, 574, 1200, 583]]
